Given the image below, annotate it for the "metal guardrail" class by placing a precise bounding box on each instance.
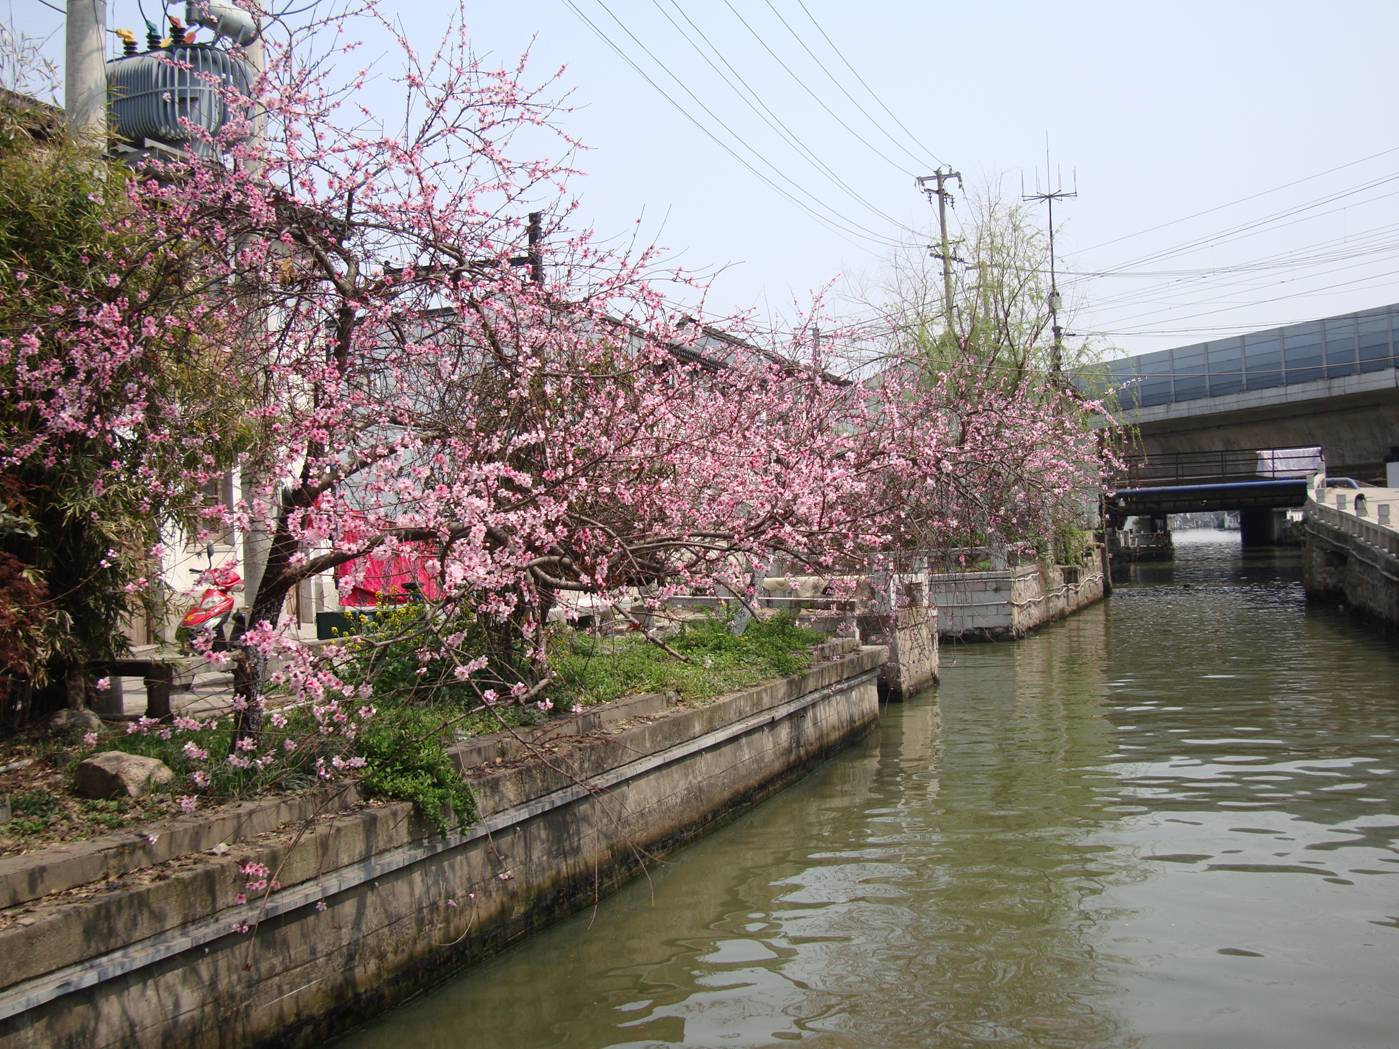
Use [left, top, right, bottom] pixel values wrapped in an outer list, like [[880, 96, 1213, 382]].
[[1113, 447, 1321, 488]]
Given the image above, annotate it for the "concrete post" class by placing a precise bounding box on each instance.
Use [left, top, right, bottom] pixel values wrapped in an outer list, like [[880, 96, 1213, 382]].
[[988, 534, 1008, 571], [64, 0, 108, 146]]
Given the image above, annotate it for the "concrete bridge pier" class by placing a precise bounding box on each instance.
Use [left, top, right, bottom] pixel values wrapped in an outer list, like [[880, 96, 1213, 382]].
[[1239, 508, 1290, 547]]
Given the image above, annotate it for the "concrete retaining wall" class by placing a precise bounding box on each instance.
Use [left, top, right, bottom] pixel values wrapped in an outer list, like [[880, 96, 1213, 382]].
[[927, 550, 1106, 641], [857, 605, 938, 698], [1302, 500, 1399, 639], [0, 641, 885, 1049]]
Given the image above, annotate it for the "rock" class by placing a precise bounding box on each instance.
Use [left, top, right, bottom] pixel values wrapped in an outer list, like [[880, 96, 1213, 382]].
[[75, 751, 175, 799], [48, 708, 104, 736]]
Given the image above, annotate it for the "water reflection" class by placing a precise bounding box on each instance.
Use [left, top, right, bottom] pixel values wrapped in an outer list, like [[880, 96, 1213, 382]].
[[340, 530, 1399, 1049]]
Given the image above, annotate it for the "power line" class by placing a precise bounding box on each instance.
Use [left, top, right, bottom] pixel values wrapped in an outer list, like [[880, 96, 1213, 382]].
[[559, 0, 905, 252], [718, 0, 920, 178], [1091, 243, 1399, 328], [1090, 171, 1399, 278], [1071, 143, 1399, 257], [793, 0, 943, 169], [760, 0, 938, 174], [1075, 179, 1399, 334], [1089, 267, 1399, 333], [647, 0, 919, 236], [1085, 218, 1399, 311], [1084, 190, 1399, 316]]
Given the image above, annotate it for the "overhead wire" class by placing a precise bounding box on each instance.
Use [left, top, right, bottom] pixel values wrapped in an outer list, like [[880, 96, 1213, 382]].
[[1087, 171, 1399, 278], [648, 0, 920, 237], [760, 0, 938, 174], [1070, 143, 1399, 257], [1085, 212, 1399, 315], [718, 0, 921, 178], [793, 0, 943, 169], [1092, 238, 1399, 321], [559, 0, 906, 253], [1074, 179, 1399, 331], [1084, 266, 1399, 335], [1085, 197, 1399, 324]]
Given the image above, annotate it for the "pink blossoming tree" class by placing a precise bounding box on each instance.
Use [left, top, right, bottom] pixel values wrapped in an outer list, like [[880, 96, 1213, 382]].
[[4, 1, 1111, 790]]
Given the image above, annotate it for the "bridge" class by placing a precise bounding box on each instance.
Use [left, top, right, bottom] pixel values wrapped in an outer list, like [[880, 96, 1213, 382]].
[[1081, 302, 1399, 480], [1107, 448, 1312, 545]]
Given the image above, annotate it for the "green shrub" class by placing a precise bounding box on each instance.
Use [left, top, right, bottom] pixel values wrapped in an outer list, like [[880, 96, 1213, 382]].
[[356, 704, 475, 835], [335, 602, 520, 708], [1052, 525, 1095, 565]]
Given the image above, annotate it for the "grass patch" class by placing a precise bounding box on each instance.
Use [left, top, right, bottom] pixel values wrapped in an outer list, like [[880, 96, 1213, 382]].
[[550, 613, 827, 707]]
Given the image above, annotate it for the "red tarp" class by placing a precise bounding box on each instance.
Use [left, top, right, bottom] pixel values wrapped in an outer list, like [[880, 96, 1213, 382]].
[[334, 546, 441, 607]]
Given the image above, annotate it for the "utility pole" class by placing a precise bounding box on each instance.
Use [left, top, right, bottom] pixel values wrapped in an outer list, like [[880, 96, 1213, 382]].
[[1022, 139, 1077, 374], [915, 167, 962, 332], [526, 211, 544, 285], [64, 0, 108, 146], [507, 211, 546, 284]]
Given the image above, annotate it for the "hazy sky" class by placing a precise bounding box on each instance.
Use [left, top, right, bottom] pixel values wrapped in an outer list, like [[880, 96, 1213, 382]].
[[13, 1, 1399, 356]]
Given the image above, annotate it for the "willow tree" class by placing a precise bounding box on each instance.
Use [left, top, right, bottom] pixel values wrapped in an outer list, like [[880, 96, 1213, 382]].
[[847, 184, 1118, 558]]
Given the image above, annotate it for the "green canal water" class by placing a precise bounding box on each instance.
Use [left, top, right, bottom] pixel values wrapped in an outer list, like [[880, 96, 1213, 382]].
[[340, 530, 1399, 1048]]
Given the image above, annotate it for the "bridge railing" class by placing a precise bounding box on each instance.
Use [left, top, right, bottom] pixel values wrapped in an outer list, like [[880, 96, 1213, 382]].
[[1113, 446, 1322, 488], [1306, 482, 1399, 558]]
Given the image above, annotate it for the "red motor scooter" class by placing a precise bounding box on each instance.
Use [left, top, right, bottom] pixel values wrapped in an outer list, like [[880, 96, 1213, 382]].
[[179, 543, 244, 648]]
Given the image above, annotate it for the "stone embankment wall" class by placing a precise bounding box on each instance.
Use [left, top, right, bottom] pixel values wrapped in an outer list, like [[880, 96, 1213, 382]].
[[926, 550, 1106, 641], [857, 606, 938, 698], [0, 640, 884, 1049], [1302, 498, 1399, 638]]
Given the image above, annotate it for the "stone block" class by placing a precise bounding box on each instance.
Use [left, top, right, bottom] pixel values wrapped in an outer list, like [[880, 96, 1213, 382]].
[[74, 751, 174, 799], [46, 708, 103, 736]]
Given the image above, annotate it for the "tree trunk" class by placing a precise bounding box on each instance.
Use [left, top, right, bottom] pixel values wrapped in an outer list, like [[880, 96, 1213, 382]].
[[228, 509, 298, 752]]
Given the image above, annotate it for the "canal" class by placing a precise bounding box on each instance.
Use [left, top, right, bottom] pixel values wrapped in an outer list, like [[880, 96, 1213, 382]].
[[341, 530, 1399, 1048]]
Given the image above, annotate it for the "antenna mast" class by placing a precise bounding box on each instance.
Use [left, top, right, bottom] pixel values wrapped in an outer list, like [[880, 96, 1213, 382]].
[[1022, 137, 1077, 373]]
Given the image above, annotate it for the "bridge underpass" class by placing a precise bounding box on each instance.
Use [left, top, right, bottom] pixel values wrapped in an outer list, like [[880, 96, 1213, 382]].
[[1107, 449, 1314, 551]]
